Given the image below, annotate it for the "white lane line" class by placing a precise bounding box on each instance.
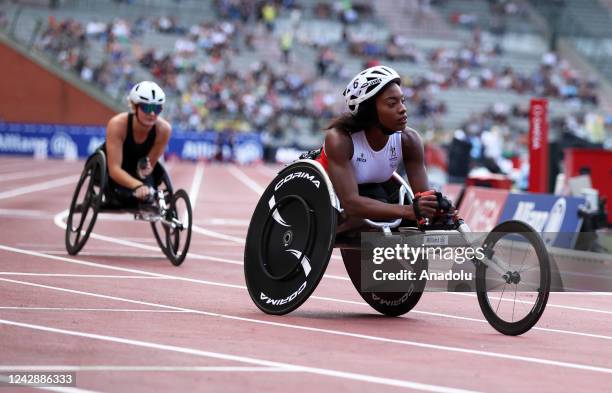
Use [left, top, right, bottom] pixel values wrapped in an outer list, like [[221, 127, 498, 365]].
[[196, 241, 244, 247], [203, 218, 250, 227], [0, 245, 246, 289], [35, 251, 166, 259], [2, 276, 612, 375], [0, 176, 79, 200], [0, 307, 190, 313], [2, 244, 612, 341], [552, 292, 612, 296], [449, 292, 612, 315], [189, 162, 205, 207], [0, 318, 481, 393], [226, 165, 265, 195], [53, 209, 242, 266], [0, 365, 292, 372], [0, 273, 170, 279], [192, 224, 245, 244], [0, 167, 75, 183], [324, 274, 350, 281], [256, 165, 282, 177], [0, 209, 57, 219], [0, 160, 49, 173]]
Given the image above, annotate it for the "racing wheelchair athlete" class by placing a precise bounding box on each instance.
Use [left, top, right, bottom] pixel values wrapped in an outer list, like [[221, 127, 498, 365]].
[[244, 66, 551, 335], [64, 81, 192, 266]]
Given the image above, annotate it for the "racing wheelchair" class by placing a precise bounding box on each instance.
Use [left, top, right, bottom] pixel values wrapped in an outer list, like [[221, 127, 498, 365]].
[[64, 150, 192, 266], [244, 159, 551, 335]]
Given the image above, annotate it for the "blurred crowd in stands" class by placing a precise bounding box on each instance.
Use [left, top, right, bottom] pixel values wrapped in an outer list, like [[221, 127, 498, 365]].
[[5, 0, 606, 174]]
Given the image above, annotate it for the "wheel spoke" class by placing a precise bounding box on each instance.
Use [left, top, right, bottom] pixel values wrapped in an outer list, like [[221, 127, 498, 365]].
[[495, 283, 507, 314], [512, 284, 518, 322]]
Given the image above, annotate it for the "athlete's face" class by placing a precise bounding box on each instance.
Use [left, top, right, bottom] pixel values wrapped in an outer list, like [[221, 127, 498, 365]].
[[375, 83, 407, 131], [136, 104, 162, 127]]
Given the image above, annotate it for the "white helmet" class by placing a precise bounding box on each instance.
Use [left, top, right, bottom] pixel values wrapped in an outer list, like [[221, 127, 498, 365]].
[[343, 66, 401, 115], [128, 81, 166, 106]]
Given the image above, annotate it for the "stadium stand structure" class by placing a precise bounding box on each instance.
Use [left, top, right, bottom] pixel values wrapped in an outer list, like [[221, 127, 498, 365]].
[[0, 0, 609, 151]]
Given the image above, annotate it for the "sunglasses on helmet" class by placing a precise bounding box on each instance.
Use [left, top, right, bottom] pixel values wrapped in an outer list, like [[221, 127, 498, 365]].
[[138, 103, 163, 115]]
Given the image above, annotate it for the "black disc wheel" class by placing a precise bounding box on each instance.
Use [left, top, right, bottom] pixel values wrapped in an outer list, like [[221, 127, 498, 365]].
[[65, 152, 106, 255], [244, 161, 337, 315], [476, 220, 551, 335]]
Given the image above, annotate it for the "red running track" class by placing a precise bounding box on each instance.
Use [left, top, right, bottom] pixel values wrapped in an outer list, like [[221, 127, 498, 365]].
[[0, 156, 611, 393]]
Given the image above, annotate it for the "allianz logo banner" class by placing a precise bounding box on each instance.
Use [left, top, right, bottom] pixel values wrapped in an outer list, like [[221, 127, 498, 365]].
[[0, 122, 263, 164], [498, 193, 586, 249]]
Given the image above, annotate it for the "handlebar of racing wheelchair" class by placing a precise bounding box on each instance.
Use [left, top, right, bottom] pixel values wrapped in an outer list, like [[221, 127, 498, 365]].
[[363, 172, 414, 235]]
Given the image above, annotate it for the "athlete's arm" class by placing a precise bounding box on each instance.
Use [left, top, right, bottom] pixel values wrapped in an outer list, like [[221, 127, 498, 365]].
[[147, 117, 172, 168], [401, 128, 440, 217], [325, 129, 416, 220], [106, 114, 143, 190], [401, 128, 431, 192]]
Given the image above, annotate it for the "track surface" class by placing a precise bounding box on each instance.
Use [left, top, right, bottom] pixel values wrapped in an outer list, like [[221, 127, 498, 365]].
[[0, 156, 610, 393]]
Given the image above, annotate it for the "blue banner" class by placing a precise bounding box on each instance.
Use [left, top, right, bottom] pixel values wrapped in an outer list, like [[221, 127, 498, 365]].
[[497, 193, 586, 248], [0, 122, 262, 164]]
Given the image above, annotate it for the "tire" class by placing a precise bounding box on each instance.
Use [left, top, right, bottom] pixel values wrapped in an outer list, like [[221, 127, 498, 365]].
[[163, 189, 192, 266], [476, 220, 551, 335], [244, 160, 337, 315], [65, 152, 106, 255], [150, 164, 174, 257], [341, 248, 427, 317]]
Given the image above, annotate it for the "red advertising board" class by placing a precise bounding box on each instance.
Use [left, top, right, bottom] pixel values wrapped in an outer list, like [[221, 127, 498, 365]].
[[564, 148, 612, 224], [528, 98, 549, 193], [459, 186, 510, 232]]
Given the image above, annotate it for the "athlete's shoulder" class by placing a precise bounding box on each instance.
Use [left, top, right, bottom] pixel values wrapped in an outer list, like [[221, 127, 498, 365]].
[[400, 127, 423, 147], [106, 112, 129, 137], [324, 128, 353, 161], [156, 116, 172, 134], [154, 117, 172, 144]]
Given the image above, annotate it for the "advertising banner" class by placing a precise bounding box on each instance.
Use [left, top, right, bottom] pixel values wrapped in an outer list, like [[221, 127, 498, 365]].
[[498, 193, 585, 248], [528, 98, 549, 193], [0, 122, 263, 163], [459, 186, 509, 232]]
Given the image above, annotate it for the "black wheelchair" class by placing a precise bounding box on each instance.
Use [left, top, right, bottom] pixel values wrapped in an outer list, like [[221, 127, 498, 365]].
[[244, 159, 551, 335], [64, 150, 192, 266]]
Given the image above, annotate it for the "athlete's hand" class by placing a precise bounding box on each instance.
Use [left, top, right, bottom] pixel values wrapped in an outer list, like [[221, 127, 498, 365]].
[[413, 194, 439, 219], [133, 184, 151, 201]]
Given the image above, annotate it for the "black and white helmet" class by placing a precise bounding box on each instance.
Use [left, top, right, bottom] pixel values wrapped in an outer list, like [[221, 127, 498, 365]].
[[342, 66, 401, 115], [128, 81, 166, 106]]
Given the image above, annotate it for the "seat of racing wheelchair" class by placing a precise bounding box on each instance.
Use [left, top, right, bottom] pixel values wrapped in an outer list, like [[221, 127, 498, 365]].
[[244, 159, 429, 317]]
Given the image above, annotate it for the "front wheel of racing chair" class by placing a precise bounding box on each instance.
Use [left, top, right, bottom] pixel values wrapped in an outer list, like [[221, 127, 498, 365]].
[[243, 159, 428, 316], [65, 150, 107, 255], [149, 162, 193, 266]]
